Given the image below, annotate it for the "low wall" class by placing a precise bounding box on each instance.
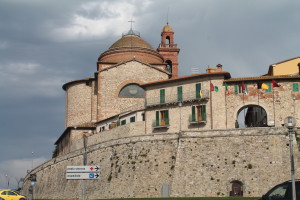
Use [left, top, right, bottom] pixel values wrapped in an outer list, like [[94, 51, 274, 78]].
[[22, 127, 300, 199]]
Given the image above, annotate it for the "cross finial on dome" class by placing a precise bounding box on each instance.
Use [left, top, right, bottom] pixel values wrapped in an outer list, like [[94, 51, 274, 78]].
[[128, 18, 135, 30]]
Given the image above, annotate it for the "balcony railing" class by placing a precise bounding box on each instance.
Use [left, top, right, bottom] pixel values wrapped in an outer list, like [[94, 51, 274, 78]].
[[189, 115, 206, 125], [152, 120, 169, 129], [146, 90, 209, 107], [158, 44, 178, 48]]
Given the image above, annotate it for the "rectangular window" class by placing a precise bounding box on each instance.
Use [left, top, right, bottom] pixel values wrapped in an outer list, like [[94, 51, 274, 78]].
[[265, 83, 272, 93], [155, 110, 169, 126], [234, 84, 248, 94], [177, 86, 183, 101], [191, 105, 206, 122], [196, 83, 201, 98], [121, 120, 126, 125], [160, 89, 165, 104], [130, 116, 136, 123], [293, 83, 299, 92]]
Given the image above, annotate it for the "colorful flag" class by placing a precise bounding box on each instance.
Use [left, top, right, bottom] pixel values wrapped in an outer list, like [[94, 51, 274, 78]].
[[272, 80, 280, 87], [214, 86, 219, 92], [261, 83, 269, 90], [210, 83, 214, 91], [241, 82, 246, 92], [241, 82, 248, 94]]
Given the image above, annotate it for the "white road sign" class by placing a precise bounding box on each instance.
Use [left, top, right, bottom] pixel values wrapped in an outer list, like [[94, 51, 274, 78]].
[[66, 172, 100, 180], [66, 166, 100, 173]]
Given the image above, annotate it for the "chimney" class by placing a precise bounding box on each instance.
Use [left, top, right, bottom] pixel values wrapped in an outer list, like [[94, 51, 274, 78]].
[[216, 64, 223, 72]]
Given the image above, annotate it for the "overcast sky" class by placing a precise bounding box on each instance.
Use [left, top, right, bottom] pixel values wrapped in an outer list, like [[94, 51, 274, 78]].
[[0, 0, 299, 189]]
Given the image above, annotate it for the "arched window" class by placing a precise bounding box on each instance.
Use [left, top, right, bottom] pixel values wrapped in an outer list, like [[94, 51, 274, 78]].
[[119, 84, 145, 98], [166, 36, 170, 45], [166, 60, 172, 73]]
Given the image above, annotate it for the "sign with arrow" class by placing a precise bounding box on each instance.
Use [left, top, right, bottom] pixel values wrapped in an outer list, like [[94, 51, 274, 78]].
[[66, 166, 100, 180], [66, 166, 100, 173], [66, 172, 100, 180]]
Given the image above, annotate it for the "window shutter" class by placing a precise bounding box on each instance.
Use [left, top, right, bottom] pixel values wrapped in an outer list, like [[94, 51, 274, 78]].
[[177, 86, 183, 101], [192, 106, 196, 122], [293, 83, 299, 92], [266, 83, 272, 93], [160, 89, 165, 104], [234, 85, 239, 94], [164, 110, 169, 125], [121, 120, 126, 125], [196, 83, 201, 98], [202, 105, 206, 121], [130, 116, 135, 123], [156, 111, 159, 126]]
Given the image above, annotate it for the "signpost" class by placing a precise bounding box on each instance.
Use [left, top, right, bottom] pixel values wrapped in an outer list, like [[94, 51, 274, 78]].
[[66, 165, 100, 179]]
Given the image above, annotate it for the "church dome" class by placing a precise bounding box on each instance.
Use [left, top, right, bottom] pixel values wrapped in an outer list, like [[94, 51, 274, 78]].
[[98, 31, 164, 64], [162, 24, 173, 32], [109, 34, 154, 50]]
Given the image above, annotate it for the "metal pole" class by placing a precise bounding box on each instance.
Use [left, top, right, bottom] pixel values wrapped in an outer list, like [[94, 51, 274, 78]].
[[288, 127, 296, 200], [82, 134, 87, 200]]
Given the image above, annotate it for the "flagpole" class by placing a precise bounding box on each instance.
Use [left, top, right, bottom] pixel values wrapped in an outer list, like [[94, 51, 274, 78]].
[[225, 84, 228, 129], [272, 85, 275, 126], [210, 80, 213, 130]]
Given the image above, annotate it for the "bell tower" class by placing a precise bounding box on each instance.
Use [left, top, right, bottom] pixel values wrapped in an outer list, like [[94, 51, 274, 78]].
[[157, 23, 180, 78]]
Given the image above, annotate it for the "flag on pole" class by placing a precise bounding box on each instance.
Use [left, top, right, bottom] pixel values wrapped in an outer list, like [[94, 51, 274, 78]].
[[224, 83, 228, 91], [241, 82, 247, 94], [210, 83, 214, 91], [214, 86, 219, 92], [272, 80, 280, 87], [261, 83, 269, 90]]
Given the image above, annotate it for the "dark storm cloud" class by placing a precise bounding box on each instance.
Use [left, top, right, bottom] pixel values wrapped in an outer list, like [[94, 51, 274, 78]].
[[0, 0, 299, 188]]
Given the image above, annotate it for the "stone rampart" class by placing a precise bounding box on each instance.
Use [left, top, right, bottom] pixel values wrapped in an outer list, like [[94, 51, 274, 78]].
[[23, 127, 300, 199]]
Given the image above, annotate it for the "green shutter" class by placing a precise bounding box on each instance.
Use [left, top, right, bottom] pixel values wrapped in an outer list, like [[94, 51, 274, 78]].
[[192, 106, 196, 122], [160, 89, 165, 104], [202, 105, 206, 121], [266, 83, 272, 93], [196, 83, 201, 98], [293, 83, 299, 92], [130, 116, 135, 123], [164, 110, 169, 125], [234, 85, 239, 94], [121, 120, 126, 125], [177, 86, 183, 101], [156, 111, 159, 126]]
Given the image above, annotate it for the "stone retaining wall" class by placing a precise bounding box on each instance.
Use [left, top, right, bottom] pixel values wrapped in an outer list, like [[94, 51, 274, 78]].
[[22, 127, 300, 199]]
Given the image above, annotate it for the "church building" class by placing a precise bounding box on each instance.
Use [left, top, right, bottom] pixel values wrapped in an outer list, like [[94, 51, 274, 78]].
[[25, 23, 300, 199]]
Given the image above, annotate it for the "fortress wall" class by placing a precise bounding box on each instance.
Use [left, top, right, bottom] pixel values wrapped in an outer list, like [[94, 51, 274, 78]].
[[72, 121, 146, 150], [23, 127, 300, 199]]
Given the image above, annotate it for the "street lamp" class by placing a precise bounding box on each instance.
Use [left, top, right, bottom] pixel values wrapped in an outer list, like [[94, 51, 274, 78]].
[[284, 116, 297, 200]]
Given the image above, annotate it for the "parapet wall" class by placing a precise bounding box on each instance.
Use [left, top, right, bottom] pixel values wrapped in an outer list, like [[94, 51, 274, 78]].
[[23, 127, 300, 199]]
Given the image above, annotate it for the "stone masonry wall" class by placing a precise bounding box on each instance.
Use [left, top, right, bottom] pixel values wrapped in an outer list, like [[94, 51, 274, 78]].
[[225, 81, 300, 128], [65, 81, 94, 127], [97, 60, 168, 121], [23, 127, 300, 199]]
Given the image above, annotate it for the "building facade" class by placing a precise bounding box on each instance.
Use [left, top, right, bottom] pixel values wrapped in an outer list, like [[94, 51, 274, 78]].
[[23, 24, 300, 199]]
